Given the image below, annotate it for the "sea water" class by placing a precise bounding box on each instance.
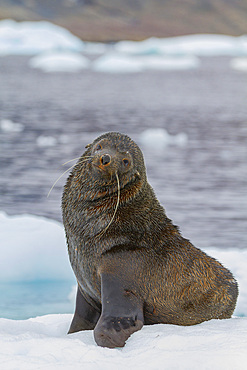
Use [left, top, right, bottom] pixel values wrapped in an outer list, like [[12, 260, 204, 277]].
[[0, 281, 74, 320], [1, 54, 246, 319]]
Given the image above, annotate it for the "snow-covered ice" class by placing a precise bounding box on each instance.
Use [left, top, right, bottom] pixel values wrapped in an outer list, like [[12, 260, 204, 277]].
[[0, 19, 84, 55], [29, 52, 90, 72], [0, 314, 246, 370]]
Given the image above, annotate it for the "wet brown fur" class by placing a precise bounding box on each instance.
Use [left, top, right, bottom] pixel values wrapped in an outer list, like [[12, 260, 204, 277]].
[[62, 132, 238, 333]]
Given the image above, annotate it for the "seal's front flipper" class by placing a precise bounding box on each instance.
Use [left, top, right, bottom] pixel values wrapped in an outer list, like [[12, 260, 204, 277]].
[[68, 286, 100, 333], [94, 273, 144, 348]]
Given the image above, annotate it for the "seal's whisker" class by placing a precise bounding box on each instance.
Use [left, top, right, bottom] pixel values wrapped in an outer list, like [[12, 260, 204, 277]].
[[62, 156, 93, 166], [62, 157, 81, 166], [98, 172, 120, 237], [47, 158, 91, 197], [47, 163, 78, 198]]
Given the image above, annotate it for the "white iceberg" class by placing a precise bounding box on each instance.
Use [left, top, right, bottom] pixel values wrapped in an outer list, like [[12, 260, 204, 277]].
[[0, 314, 246, 370], [0, 19, 84, 55], [115, 34, 247, 57], [29, 52, 89, 72]]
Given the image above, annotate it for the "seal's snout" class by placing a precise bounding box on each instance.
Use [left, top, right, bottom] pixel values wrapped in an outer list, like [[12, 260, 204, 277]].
[[100, 154, 111, 166]]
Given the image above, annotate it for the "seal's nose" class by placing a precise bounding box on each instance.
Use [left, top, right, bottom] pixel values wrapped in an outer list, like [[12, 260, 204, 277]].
[[100, 154, 111, 166]]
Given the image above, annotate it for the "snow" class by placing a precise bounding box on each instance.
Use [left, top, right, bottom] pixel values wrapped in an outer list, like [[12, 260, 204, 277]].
[[230, 57, 247, 71], [0, 314, 246, 369], [29, 52, 89, 72], [0, 19, 84, 55], [0, 211, 246, 368]]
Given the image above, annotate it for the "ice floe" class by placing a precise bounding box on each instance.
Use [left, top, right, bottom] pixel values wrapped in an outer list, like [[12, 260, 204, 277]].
[[0, 314, 246, 370]]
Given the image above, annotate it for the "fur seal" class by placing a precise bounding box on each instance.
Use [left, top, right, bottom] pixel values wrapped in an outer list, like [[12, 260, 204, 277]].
[[62, 132, 238, 348]]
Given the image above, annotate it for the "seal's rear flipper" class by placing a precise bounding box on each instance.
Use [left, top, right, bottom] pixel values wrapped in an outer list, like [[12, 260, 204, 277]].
[[68, 286, 100, 333], [94, 273, 144, 348]]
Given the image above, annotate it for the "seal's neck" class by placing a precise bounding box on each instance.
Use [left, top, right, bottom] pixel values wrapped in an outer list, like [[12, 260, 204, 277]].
[[85, 171, 144, 205]]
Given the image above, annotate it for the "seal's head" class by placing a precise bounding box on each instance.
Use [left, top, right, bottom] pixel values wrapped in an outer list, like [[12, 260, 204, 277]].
[[83, 132, 146, 191]]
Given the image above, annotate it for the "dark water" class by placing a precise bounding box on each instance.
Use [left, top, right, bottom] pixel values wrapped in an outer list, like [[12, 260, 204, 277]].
[[1, 55, 247, 254]]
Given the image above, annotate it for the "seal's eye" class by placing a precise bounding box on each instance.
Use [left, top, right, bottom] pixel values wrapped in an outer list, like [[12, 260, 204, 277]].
[[95, 144, 102, 151], [122, 158, 129, 166]]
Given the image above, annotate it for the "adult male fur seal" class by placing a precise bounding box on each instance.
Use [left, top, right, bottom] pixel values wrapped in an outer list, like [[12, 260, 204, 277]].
[[62, 132, 238, 348]]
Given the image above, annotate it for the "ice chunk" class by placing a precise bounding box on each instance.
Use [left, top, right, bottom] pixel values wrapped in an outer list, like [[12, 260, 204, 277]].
[[29, 52, 89, 72], [0, 19, 84, 55], [92, 53, 144, 73], [92, 53, 199, 73], [140, 128, 188, 149], [140, 55, 199, 70], [230, 57, 247, 71], [36, 135, 57, 147], [115, 34, 247, 57], [0, 212, 73, 282], [0, 119, 24, 132]]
